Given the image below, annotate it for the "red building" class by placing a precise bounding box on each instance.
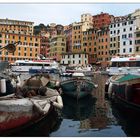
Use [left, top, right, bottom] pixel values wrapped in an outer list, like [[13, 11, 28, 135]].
[[92, 12, 114, 29], [64, 24, 72, 52]]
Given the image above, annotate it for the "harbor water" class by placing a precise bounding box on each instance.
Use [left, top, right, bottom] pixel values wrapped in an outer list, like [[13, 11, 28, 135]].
[[2, 73, 140, 137]]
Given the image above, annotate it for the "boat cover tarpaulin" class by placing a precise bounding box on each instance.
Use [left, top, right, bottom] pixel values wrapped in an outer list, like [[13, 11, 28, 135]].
[[113, 74, 140, 85]]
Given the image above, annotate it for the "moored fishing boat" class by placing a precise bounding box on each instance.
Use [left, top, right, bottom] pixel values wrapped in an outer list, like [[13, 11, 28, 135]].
[[0, 74, 63, 135], [105, 74, 140, 112], [60, 72, 98, 99]]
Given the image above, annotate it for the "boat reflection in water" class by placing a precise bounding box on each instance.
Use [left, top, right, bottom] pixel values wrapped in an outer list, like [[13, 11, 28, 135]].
[[111, 104, 140, 137], [62, 94, 97, 121], [61, 93, 116, 135]]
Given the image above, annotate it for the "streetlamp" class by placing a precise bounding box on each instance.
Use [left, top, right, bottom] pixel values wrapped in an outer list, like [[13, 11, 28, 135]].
[[0, 41, 20, 53], [0, 41, 20, 71]]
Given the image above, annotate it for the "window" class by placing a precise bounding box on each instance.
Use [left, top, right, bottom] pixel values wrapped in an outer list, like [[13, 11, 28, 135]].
[[129, 48, 132, 52], [130, 27, 132, 31], [128, 33, 132, 38], [123, 48, 126, 53], [73, 55, 75, 58], [122, 34, 127, 39], [73, 60, 75, 64], [89, 48, 91, 52], [136, 47, 139, 52], [123, 41, 126, 46], [129, 40, 132, 45], [123, 28, 126, 32], [117, 30, 120, 34], [118, 36, 120, 41]]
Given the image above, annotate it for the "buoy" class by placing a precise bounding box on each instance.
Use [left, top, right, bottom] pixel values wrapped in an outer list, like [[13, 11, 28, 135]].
[[0, 79, 6, 93], [108, 82, 113, 98], [16, 75, 21, 87]]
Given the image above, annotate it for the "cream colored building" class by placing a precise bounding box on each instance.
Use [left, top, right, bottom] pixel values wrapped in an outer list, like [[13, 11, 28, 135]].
[[81, 13, 93, 31], [60, 52, 88, 66], [134, 28, 140, 55]]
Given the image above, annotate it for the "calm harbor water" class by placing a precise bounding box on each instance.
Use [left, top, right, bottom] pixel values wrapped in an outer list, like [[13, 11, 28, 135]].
[[3, 73, 140, 137]]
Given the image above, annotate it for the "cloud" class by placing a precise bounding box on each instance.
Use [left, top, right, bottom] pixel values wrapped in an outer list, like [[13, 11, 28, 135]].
[[0, 3, 140, 25]]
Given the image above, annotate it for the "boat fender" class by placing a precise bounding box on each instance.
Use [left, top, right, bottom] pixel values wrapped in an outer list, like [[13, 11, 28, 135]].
[[94, 84, 98, 88], [81, 81, 85, 86], [52, 95, 63, 109], [108, 82, 113, 98], [55, 81, 60, 87], [11, 78, 17, 88], [0, 79, 6, 93], [16, 75, 21, 87]]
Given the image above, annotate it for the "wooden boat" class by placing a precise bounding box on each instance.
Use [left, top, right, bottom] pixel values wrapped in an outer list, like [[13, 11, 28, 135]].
[[105, 74, 140, 112], [60, 72, 98, 99], [0, 74, 63, 135]]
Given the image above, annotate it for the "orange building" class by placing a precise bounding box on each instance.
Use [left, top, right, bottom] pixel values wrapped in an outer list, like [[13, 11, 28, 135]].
[[82, 28, 97, 64], [0, 18, 40, 63], [96, 27, 110, 67], [0, 18, 34, 35], [72, 22, 83, 53], [0, 32, 40, 63]]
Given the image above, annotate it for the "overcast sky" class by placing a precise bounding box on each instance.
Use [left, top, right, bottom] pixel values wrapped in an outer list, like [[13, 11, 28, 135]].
[[0, 3, 140, 26]]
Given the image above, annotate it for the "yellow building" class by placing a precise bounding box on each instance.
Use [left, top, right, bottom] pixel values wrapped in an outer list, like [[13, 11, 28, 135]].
[[49, 35, 66, 62]]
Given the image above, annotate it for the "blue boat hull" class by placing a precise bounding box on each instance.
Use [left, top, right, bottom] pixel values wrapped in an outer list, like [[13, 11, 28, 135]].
[[29, 68, 59, 74]]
